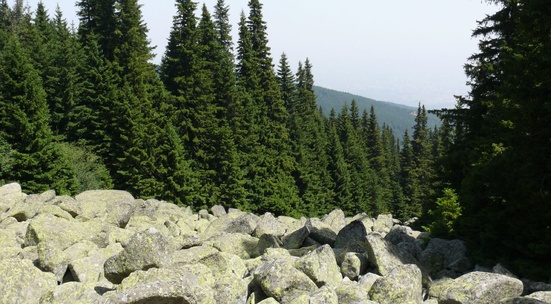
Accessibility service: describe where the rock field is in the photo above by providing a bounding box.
[1,182,550,303]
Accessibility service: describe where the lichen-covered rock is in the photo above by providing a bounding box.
[322,209,346,233]
[25,213,108,250]
[104,227,173,284]
[334,220,368,253]
[0,183,26,213]
[205,232,259,259]
[340,251,366,280]
[527,291,551,302]
[310,285,339,304]
[104,265,216,304]
[199,251,248,279]
[211,204,227,217]
[69,243,124,283]
[213,273,249,304]
[429,271,524,304]
[365,233,419,276]
[282,224,310,249]
[253,258,317,302]
[306,218,337,246]
[334,279,372,303]
[0,258,57,304]
[420,238,468,278]
[38,282,105,304]
[37,241,70,283]
[373,213,394,236]
[369,264,423,304]
[358,272,381,293]
[254,212,287,238]
[171,245,220,266]
[75,189,135,223]
[295,244,341,287]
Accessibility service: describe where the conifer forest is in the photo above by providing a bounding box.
[0,0,549,280]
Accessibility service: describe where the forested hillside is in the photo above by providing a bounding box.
[314,85,441,139]
[0,0,548,280]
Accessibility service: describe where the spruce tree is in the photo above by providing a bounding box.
[0,35,76,194]
[438,0,551,279]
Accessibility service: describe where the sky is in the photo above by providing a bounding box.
[26,0,498,109]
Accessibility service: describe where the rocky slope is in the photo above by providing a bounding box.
[1,182,550,304]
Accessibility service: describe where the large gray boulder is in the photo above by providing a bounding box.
[0,183,26,213]
[306,218,337,246]
[103,264,216,304]
[0,258,57,304]
[254,212,287,238]
[429,271,524,304]
[104,227,173,284]
[75,189,135,226]
[369,264,423,304]
[69,243,124,283]
[213,274,249,304]
[204,232,259,259]
[38,282,105,304]
[334,220,368,253]
[322,209,346,233]
[25,213,110,250]
[295,244,342,287]
[253,258,317,302]
[420,238,469,278]
[365,233,419,276]
[334,279,373,303]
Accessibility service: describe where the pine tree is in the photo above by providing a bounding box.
[439,0,551,280]
[399,129,417,219]
[326,110,352,214]
[290,58,333,216]
[0,35,76,194]
[213,0,232,53]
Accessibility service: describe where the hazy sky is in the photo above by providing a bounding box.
[26,0,498,109]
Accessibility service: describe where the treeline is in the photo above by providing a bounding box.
[0,0,446,220]
[434,0,550,280]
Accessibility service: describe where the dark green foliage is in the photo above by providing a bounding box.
[0,35,76,194]
[56,142,113,192]
[437,0,551,280]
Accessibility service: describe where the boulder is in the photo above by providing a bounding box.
[365,233,419,276]
[103,265,216,304]
[38,282,105,304]
[104,227,173,284]
[282,224,310,249]
[253,258,317,302]
[373,213,394,236]
[213,274,249,304]
[199,251,248,279]
[369,264,423,304]
[306,218,337,246]
[170,245,220,266]
[75,190,135,226]
[309,285,339,304]
[334,220,368,253]
[429,271,524,304]
[254,212,287,238]
[0,183,26,212]
[24,213,109,250]
[340,251,367,280]
[334,279,372,303]
[420,238,468,278]
[211,205,227,217]
[69,243,124,283]
[0,258,57,304]
[295,244,342,287]
[204,232,259,259]
[322,209,346,233]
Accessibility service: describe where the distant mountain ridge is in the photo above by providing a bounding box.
[314,86,441,139]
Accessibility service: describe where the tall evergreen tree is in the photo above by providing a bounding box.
[0,35,76,194]
[439,0,551,279]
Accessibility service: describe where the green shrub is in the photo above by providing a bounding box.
[423,188,462,237]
